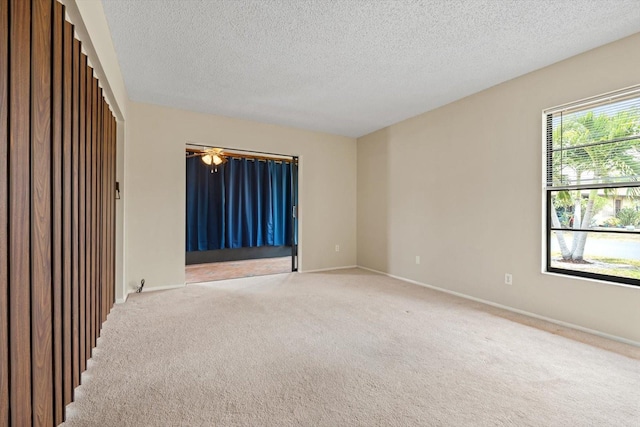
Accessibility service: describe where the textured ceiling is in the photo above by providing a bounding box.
[101,0,640,138]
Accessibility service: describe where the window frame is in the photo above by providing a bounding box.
[543,85,640,288]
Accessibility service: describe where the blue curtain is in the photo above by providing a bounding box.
[186,156,293,251]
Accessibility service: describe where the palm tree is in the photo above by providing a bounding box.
[551,110,640,261]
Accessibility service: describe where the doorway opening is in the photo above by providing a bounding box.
[185,143,298,283]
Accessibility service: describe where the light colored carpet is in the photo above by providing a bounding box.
[63,269,640,426]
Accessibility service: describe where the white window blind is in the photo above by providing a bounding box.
[546,91,640,190]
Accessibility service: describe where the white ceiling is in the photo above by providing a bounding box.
[101,0,640,138]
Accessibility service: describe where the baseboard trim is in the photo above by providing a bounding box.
[115,291,129,304]
[140,283,186,292]
[357,266,640,348]
[301,265,357,274]
[122,283,186,301]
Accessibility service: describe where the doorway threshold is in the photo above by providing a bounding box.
[185,257,291,283]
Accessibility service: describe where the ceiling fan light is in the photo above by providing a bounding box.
[202,154,213,165]
[212,155,223,165]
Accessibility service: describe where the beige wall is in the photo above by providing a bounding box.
[125,102,357,293]
[357,33,640,343]
[71,0,639,342]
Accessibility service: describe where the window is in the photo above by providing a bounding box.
[544,86,640,286]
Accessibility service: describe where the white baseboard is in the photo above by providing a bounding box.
[301,265,357,274]
[121,283,186,301]
[115,291,129,304]
[357,266,640,348]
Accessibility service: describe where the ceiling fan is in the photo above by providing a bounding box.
[187,147,228,171]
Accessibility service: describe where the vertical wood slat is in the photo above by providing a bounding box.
[103,102,109,323]
[103,107,109,321]
[105,114,109,314]
[109,114,113,310]
[112,118,114,307]
[112,119,115,306]
[98,93,104,327]
[0,0,9,423]
[95,81,100,344]
[62,18,74,408]
[71,38,81,390]
[96,95,104,326]
[91,77,98,350]
[107,106,111,315]
[108,107,112,315]
[105,102,110,318]
[109,110,112,311]
[30,0,54,425]
[31,0,54,424]
[85,63,92,363]
[106,115,111,313]
[99,96,104,323]
[112,117,116,308]
[8,0,33,425]
[78,53,87,373]
[100,102,105,325]
[111,115,113,310]
[0,0,9,424]
[87,66,92,357]
[105,113,110,312]
[95,90,100,333]
[94,88,99,334]
[51,1,64,424]
[108,116,113,311]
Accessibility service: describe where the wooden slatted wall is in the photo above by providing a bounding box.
[0,1,117,425]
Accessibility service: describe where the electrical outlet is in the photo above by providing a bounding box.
[415,255,421,265]
[504,273,513,285]
[335,245,340,252]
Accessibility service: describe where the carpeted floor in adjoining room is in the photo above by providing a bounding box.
[62,268,640,426]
